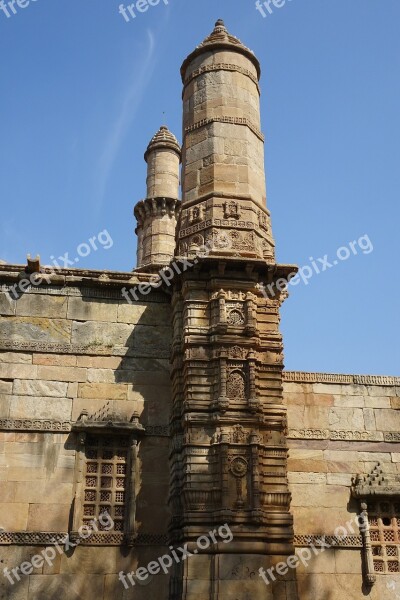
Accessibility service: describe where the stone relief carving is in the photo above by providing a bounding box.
[223,200,240,220]
[227,370,246,399]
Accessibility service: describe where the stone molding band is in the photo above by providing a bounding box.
[0,419,169,436]
[0,284,168,302]
[283,371,400,386]
[185,116,264,142]
[183,62,260,92]
[0,531,168,546]
[294,535,362,548]
[288,429,400,443]
[0,339,169,359]
[3,421,397,443]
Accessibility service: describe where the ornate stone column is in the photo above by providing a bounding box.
[169,20,299,600]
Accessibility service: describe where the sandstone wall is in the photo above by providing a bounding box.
[284,375,400,600]
[0,283,173,600]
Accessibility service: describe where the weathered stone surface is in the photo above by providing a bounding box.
[0,502,28,529]
[13,379,68,397]
[332,395,365,408]
[0,379,13,394]
[27,503,70,530]
[16,294,68,318]
[67,297,118,322]
[0,316,71,343]
[32,353,76,366]
[14,481,72,504]
[328,408,365,430]
[76,355,122,369]
[36,365,87,382]
[288,472,327,484]
[327,473,354,486]
[0,363,38,379]
[0,291,16,315]
[71,320,132,347]
[375,409,400,431]
[9,396,72,420]
[77,382,128,400]
[28,574,105,600]
[117,302,171,325]
[291,484,349,508]
[0,352,32,363]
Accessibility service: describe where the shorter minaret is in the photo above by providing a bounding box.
[134,126,181,271]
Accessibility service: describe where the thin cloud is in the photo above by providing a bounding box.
[95,29,156,208]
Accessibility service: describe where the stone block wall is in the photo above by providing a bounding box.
[284,374,400,599]
[0,282,173,600]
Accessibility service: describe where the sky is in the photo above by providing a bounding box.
[0,0,399,375]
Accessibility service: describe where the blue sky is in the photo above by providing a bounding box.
[0,0,399,375]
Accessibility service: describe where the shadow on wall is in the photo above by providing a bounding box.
[0,286,174,600]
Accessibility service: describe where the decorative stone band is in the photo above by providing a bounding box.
[0,418,71,432]
[0,531,168,546]
[284,371,400,386]
[294,535,362,549]
[179,219,256,239]
[183,62,260,92]
[0,419,169,436]
[134,197,180,226]
[185,116,264,142]
[288,429,400,443]
[0,284,168,302]
[0,339,169,359]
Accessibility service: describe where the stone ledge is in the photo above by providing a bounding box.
[294,534,362,548]
[0,531,168,546]
[0,339,169,359]
[0,418,169,435]
[284,371,400,386]
[288,429,400,443]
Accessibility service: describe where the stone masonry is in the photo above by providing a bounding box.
[0,19,399,600]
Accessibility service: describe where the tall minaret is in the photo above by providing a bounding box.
[134,125,181,271]
[177,18,274,261]
[169,21,298,600]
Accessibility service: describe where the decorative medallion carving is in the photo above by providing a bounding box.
[227,308,245,326]
[229,456,248,478]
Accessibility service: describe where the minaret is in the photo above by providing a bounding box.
[169,21,298,600]
[134,126,181,271]
[177,18,274,261]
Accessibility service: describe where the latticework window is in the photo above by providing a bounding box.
[71,407,144,546]
[227,370,246,399]
[368,501,400,574]
[82,435,130,532]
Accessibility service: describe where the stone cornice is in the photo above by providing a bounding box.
[0,531,168,546]
[294,534,362,548]
[0,418,168,435]
[283,371,400,387]
[288,429,400,443]
[185,116,264,142]
[0,339,170,358]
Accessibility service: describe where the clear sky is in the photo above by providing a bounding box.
[0,0,399,375]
